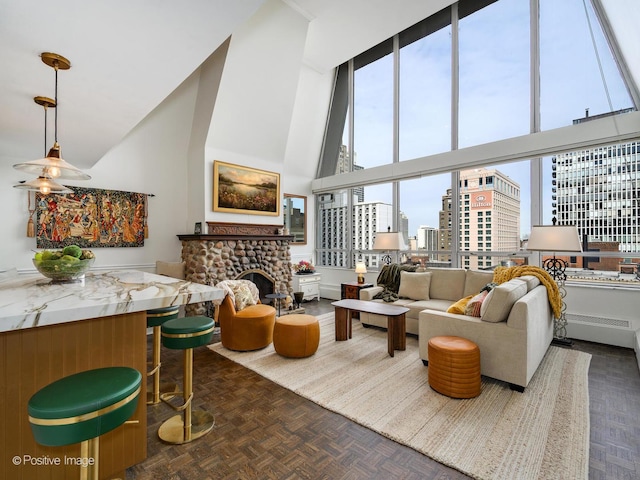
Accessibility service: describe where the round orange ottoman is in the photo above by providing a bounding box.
[427,336,481,398]
[273,314,320,358]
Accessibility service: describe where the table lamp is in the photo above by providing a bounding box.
[527,220,582,345]
[355,263,367,284]
[373,231,406,265]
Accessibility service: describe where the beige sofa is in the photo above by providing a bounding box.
[359,267,554,391]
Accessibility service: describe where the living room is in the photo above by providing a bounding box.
[1,0,639,479]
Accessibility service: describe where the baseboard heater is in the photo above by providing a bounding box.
[566,313,630,329]
[566,313,634,348]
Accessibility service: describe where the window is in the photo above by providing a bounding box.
[316,0,637,284]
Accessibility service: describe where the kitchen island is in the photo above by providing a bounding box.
[0,269,224,480]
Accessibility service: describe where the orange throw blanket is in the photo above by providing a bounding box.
[492,266,562,318]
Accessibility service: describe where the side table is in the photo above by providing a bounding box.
[341,282,373,319]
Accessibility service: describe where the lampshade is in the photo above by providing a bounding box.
[372,232,406,251]
[527,225,582,252]
[13,146,91,180]
[355,263,367,274]
[13,176,73,194]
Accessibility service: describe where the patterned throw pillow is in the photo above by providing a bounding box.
[230,283,257,311]
[447,295,473,314]
[464,290,488,317]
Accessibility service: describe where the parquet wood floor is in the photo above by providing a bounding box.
[127,299,640,479]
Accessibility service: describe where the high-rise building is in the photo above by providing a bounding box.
[553,109,639,253]
[439,168,521,269]
[417,225,439,250]
[337,145,364,202]
[438,190,453,263]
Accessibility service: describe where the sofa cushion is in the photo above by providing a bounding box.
[480,279,527,323]
[425,268,467,301]
[446,295,473,314]
[465,290,489,317]
[398,271,432,300]
[463,269,494,297]
[518,275,541,292]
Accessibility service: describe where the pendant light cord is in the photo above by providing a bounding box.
[53,60,59,144]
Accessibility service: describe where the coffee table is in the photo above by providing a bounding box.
[331,299,409,357]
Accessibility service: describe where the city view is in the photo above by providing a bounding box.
[316,0,638,284]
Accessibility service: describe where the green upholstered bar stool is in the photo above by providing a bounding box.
[28,366,142,480]
[146,305,180,405]
[159,316,215,444]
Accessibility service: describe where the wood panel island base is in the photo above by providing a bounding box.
[331,299,409,357]
[0,270,224,480]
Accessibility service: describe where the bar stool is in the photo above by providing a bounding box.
[28,366,142,480]
[146,305,180,405]
[159,315,215,444]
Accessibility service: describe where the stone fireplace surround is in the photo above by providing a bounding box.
[178,222,293,316]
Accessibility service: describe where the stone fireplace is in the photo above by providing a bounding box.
[178,222,293,316]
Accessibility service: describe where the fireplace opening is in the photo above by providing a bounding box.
[236,269,275,304]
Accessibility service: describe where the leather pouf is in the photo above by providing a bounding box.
[273,314,320,358]
[428,336,481,398]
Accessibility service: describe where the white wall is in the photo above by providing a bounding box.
[1,0,331,273]
[1,66,201,272]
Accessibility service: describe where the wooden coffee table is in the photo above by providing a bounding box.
[331,299,409,357]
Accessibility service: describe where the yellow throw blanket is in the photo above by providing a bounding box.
[492,266,562,318]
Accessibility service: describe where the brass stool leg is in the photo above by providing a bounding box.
[147,326,179,405]
[158,348,214,444]
[79,437,99,480]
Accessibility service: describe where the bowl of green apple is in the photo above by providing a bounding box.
[33,245,95,282]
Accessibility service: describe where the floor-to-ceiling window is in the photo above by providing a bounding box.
[315,0,639,283]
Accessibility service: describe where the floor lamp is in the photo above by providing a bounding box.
[373,231,405,265]
[527,222,582,346]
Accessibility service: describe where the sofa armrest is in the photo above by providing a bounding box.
[359,286,383,300]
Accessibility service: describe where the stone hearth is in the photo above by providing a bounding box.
[178,222,293,316]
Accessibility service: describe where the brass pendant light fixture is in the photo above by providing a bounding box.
[14,95,73,195]
[13,52,91,181]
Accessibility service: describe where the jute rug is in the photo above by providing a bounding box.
[209,313,591,480]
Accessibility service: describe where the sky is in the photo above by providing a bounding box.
[346,0,633,239]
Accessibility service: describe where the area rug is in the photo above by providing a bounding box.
[209,313,591,480]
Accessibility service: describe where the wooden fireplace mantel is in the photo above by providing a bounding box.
[178,222,293,241]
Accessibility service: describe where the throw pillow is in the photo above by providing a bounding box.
[480,279,528,323]
[156,261,185,279]
[447,295,473,314]
[464,290,488,317]
[230,283,257,311]
[397,271,431,300]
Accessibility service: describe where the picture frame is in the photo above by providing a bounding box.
[283,193,307,245]
[213,161,280,216]
[194,222,202,234]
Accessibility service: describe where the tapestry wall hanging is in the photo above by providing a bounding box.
[36,186,146,248]
[213,160,280,216]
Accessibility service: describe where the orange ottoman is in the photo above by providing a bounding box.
[273,314,320,358]
[428,336,481,398]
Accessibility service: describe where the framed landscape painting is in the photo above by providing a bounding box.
[213,161,280,216]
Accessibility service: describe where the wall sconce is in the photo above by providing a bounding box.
[527,220,582,345]
[13,52,91,183]
[355,263,367,284]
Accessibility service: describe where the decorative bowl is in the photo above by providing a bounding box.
[33,257,95,282]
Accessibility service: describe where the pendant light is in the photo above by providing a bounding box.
[13,52,91,181]
[14,96,73,195]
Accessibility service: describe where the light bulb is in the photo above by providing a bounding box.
[40,185,51,194]
[46,165,61,178]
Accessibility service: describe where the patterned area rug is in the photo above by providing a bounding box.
[209,313,591,480]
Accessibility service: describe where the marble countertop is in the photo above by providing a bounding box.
[0,270,224,333]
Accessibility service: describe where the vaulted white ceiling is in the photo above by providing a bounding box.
[1,0,637,172]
